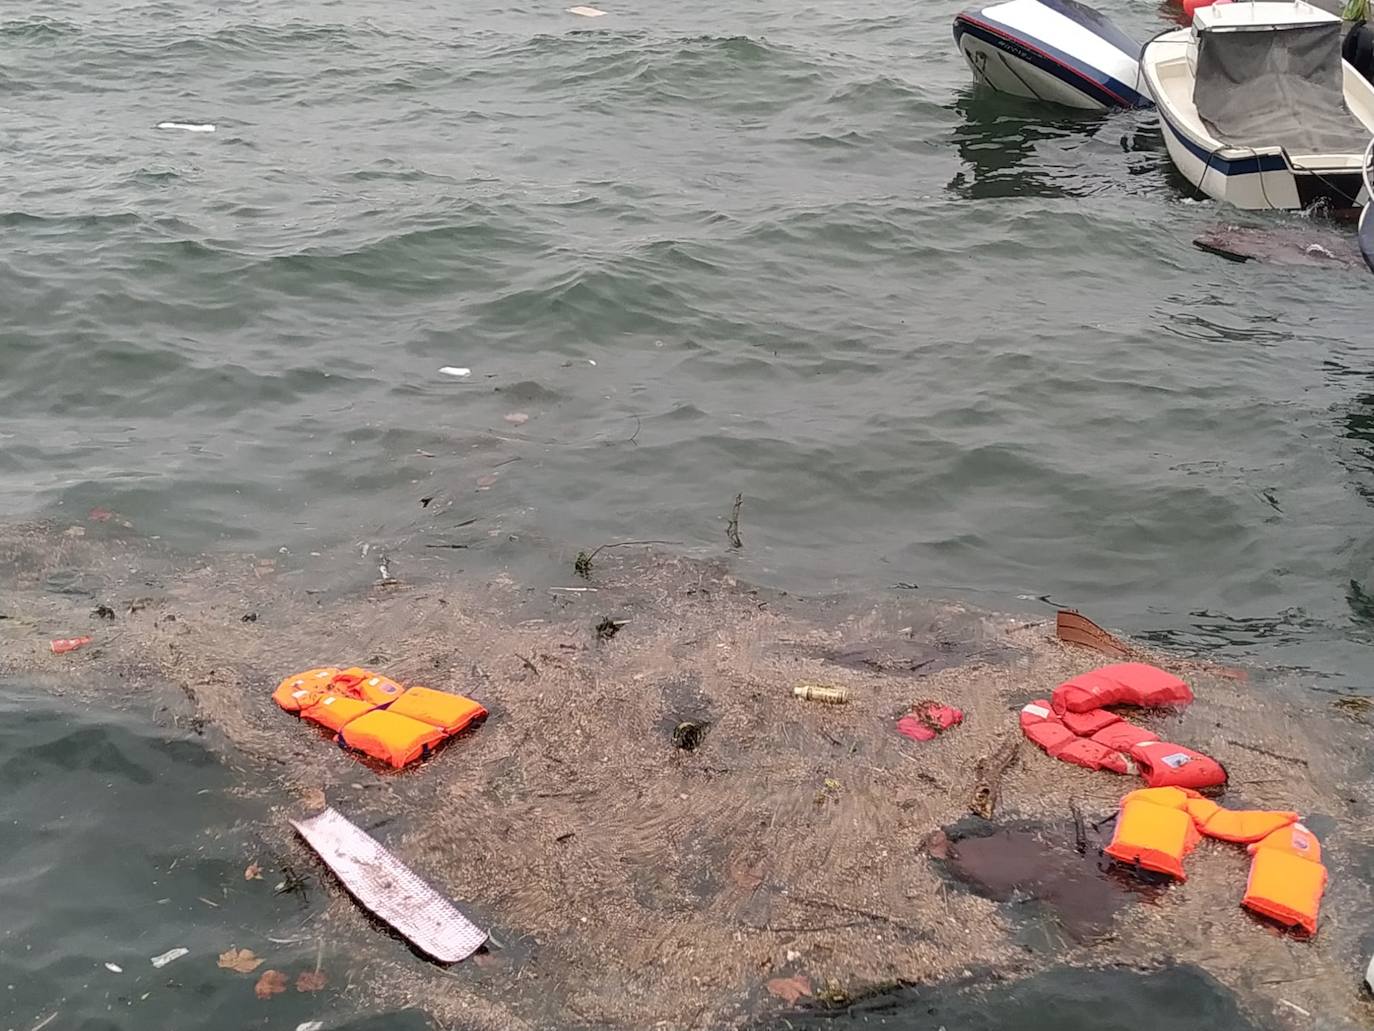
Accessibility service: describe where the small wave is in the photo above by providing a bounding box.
[0,16,80,42]
[0,210,144,230]
[481,31,833,113]
[86,19,379,62]
[466,237,739,341]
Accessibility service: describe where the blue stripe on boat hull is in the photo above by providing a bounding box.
[953,15,1152,110]
[1153,104,1290,176]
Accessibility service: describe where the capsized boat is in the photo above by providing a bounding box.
[953,0,1153,111]
[1140,0,1374,211]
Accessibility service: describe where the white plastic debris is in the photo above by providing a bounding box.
[1366,952,1374,993]
[296,1023,326,1031]
[438,366,471,378]
[567,5,606,14]
[156,122,216,133]
[104,962,123,973]
[291,807,487,963]
[150,947,188,969]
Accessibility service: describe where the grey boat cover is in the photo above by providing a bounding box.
[1193,19,1369,153]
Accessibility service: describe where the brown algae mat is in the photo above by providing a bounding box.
[1,520,1372,1031]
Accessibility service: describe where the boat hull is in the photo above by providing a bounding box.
[1154,105,1366,210]
[953,0,1153,112]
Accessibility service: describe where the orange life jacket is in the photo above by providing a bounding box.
[273,667,342,712]
[302,694,378,733]
[1104,787,1201,879]
[330,668,405,706]
[1101,788,1325,936]
[385,685,487,735]
[275,668,486,770]
[1242,823,1326,936]
[1186,798,1298,843]
[339,709,448,770]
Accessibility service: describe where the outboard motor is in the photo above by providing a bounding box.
[953,0,1153,111]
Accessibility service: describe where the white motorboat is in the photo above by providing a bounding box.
[953,0,1153,111]
[1140,0,1374,211]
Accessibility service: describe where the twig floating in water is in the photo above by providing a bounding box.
[1225,739,1309,766]
[574,539,684,578]
[726,493,743,549]
[788,893,927,936]
[970,735,1020,820]
[1070,799,1087,855]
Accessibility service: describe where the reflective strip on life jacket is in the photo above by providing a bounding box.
[386,686,488,735]
[1105,795,1201,880]
[1129,740,1227,790]
[339,709,447,770]
[1052,663,1193,715]
[273,667,342,713]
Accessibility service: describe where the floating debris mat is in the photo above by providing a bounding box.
[292,807,488,963]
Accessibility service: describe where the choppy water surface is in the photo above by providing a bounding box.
[1,0,1372,1027]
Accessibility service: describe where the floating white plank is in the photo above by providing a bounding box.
[291,807,487,963]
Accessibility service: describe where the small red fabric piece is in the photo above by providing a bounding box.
[1060,708,1121,737]
[896,702,963,742]
[1052,663,1193,714]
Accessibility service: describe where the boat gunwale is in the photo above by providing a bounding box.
[1141,25,1374,169]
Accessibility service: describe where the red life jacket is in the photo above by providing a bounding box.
[1052,662,1193,714]
[1019,663,1226,790]
[1019,701,1134,774]
[1129,740,1227,790]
